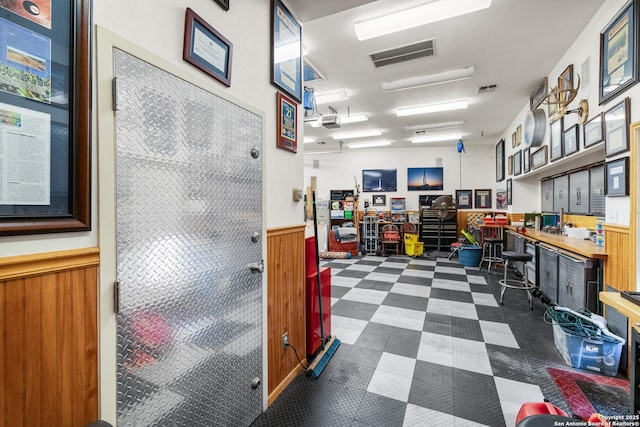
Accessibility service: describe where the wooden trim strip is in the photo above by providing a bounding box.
[0,248,100,281]
[267,224,306,237]
[603,224,630,234]
[267,361,305,405]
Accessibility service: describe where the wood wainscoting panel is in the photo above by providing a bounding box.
[0,248,99,426]
[603,225,631,291]
[266,225,306,403]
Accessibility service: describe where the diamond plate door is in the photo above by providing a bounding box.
[113,49,263,426]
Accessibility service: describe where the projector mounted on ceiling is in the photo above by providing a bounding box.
[321,115,341,128]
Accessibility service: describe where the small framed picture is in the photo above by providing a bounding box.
[213,0,229,10]
[563,124,579,157]
[506,179,513,205]
[183,8,233,87]
[558,64,574,104]
[550,118,563,161]
[523,147,530,173]
[516,124,522,146]
[373,195,386,206]
[604,97,630,157]
[583,113,604,148]
[605,157,629,196]
[276,91,297,153]
[513,150,522,176]
[475,189,492,209]
[511,131,517,148]
[456,190,473,209]
[530,77,548,110]
[508,155,513,175]
[496,138,505,182]
[531,146,548,170]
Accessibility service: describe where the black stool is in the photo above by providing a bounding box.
[499,251,535,309]
[480,237,503,272]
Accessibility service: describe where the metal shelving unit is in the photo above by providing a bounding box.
[362,216,379,255]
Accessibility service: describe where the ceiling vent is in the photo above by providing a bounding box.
[303,59,325,83]
[477,84,497,94]
[369,39,435,68]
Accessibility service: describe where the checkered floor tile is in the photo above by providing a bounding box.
[252,254,582,427]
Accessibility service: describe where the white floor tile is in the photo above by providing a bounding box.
[331,276,362,288]
[435,266,467,275]
[342,288,388,305]
[331,297,339,306]
[452,338,492,375]
[400,269,434,279]
[494,377,544,427]
[367,370,413,402]
[362,255,387,262]
[370,305,426,331]
[479,320,519,348]
[328,258,359,265]
[379,261,409,269]
[467,275,488,285]
[417,332,454,367]
[471,292,499,307]
[345,263,378,272]
[408,259,437,267]
[431,279,471,292]
[403,405,491,427]
[331,315,368,345]
[427,299,478,320]
[376,352,416,378]
[364,272,401,283]
[390,282,431,298]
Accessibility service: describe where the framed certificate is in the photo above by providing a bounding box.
[271,0,302,103]
[599,0,639,104]
[604,97,630,157]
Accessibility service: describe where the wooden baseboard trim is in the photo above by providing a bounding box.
[267,359,306,406]
[0,247,100,281]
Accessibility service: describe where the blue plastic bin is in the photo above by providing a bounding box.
[458,246,482,267]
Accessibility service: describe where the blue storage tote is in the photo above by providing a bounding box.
[552,322,623,376]
[458,245,482,267]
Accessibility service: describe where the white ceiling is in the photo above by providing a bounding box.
[288,0,606,153]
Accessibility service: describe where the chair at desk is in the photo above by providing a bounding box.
[380,224,401,256]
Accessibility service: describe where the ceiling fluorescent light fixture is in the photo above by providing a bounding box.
[412,133,462,144]
[383,66,474,92]
[348,141,391,149]
[339,114,368,124]
[405,121,464,132]
[354,0,492,41]
[396,100,468,117]
[303,136,316,143]
[314,91,348,105]
[332,129,382,140]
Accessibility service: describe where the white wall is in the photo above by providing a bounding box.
[304,144,494,211]
[2,0,305,260]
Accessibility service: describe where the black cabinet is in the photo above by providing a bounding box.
[420,208,457,249]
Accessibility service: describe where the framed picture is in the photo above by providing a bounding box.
[475,189,492,209]
[531,146,548,170]
[0,0,91,235]
[513,150,522,176]
[583,113,605,148]
[511,131,517,148]
[550,118,564,161]
[563,124,579,157]
[456,190,473,209]
[530,77,548,110]
[523,147,531,173]
[276,91,297,152]
[558,64,574,104]
[407,167,443,191]
[495,139,505,182]
[373,195,386,206]
[604,97,630,157]
[599,0,639,105]
[496,191,507,210]
[508,155,513,175]
[213,0,230,10]
[605,157,629,196]
[506,179,513,205]
[271,0,303,103]
[516,124,522,146]
[183,8,233,87]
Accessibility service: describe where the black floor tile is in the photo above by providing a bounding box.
[372,266,403,275]
[409,361,454,414]
[336,269,371,279]
[353,392,407,427]
[429,287,474,304]
[381,292,429,312]
[331,300,378,321]
[383,328,422,359]
[352,260,383,266]
[354,331,388,352]
[396,274,432,286]
[450,317,484,341]
[346,345,383,369]
[405,263,435,271]
[433,272,469,282]
[354,279,394,292]
[332,286,351,299]
[453,369,505,426]
[328,361,376,391]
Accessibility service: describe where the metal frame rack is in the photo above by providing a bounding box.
[362,216,379,255]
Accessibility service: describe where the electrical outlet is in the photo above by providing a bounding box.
[282,332,289,349]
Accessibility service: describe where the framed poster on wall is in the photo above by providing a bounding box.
[495,138,505,182]
[0,0,91,235]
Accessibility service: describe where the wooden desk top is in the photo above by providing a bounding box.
[503,226,607,259]
[600,292,640,321]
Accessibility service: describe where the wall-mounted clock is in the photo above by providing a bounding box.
[523,108,546,147]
